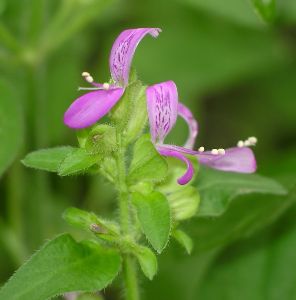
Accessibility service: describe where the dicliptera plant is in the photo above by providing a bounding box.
[0,28,260,300]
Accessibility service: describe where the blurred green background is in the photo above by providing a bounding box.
[0,0,296,299]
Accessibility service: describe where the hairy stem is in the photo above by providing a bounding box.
[116,132,140,300]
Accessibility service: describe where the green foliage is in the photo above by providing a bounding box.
[124,81,148,144]
[134,246,158,280]
[196,167,287,217]
[131,191,171,253]
[22,147,100,176]
[0,234,121,300]
[167,186,200,220]
[0,79,22,177]
[63,207,119,235]
[58,148,100,176]
[196,190,296,300]
[173,229,193,254]
[21,146,74,172]
[85,124,117,154]
[251,0,276,22]
[128,135,168,184]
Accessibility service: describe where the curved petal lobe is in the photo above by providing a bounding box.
[178,102,198,149]
[157,145,194,185]
[64,88,124,129]
[168,145,256,173]
[110,28,161,86]
[147,81,178,143]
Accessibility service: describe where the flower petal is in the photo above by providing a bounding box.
[110,28,161,86]
[178,102,198,149]
[167,145,257,173]
[64,88,124,129]
[157,145,194,185]
[196,147,257,173]
[146,81,178,143]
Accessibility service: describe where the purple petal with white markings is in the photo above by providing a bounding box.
[110,28,161,86]
[64,88,124,129]
[178,102,198,149]
[166,145,257,173]
[146,81,178,143]
[157,145,194,185]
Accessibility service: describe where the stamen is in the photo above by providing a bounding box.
[211,149,219,155]
[237,140,244,148]
[82,71,90,77]
[248,136,257,145]
[244,140,251,147]
[78,87,100,91]
[198,146,205,152]
[103,83,110,90]
[86,75,94,83]
[218,148,225,155]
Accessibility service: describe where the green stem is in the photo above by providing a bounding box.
[115,132,140,300]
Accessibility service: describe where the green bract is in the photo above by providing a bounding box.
[131,191,171,253]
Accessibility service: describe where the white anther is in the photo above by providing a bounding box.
[237,140,244,148]
[86,76,94,83]
[218,148,225,155]
[248,136,257,145]
[198,146,205,152]
[103,83,110,90]
[211,149,219,155]
[244,140,251,147]
[82,71,90,77]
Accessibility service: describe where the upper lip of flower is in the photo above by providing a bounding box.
[146,81,257,185]
[63,28,161,129]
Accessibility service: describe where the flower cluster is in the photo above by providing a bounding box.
[64,27,257,185]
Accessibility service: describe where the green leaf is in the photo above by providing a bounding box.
[166,186,200,221]
[85,124,117,154]
[0,79,22,176]
[187,186,296,254]
[63,207,120,235]
[21,147,74,172]
[173,229,193,254]
[196,190,296,300]
[124,81,148,144]
[0,234,121,300]
[251,0,276,22]
[196,167,287,217]
[128,135,168,184]
[134,246,158,280]
[58,148,100,176]
[131,191,171,253]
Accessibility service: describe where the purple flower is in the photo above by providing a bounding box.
[64,28,161,129]
[146,81,257,185]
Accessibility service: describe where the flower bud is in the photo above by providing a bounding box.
[85,124,117,154]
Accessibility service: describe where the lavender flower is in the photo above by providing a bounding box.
[64,28,161,129]
[146,81,257,185]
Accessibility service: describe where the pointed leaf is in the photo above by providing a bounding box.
[22,147,74,172]
[0,234,121,300]
[128,135,168,184]
[173,229,193,254]
[196,167,287,217]
[251,0,276,23]
[134,246,158,280]
[131,191,171,253]
[58,148,100,176]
